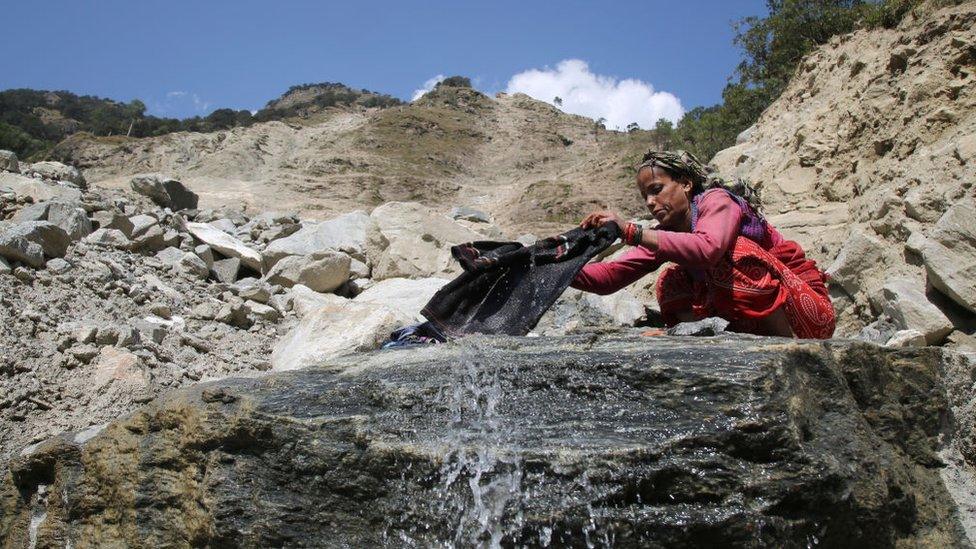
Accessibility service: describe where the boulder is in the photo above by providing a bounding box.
[130,224,167,252]
[885,329,927,348]
[155,247,184,266]
[263,211,387,269]
[879,278,953,345]
[0,150,18,173]
[449,206,490,223]
[264,251,350,293]
[209,218,238,234]
[211,258,241,284]
[91,210,134,236]
[826,228,888,296]
[244,300,279,322]
[3,336,967,547]
[47,202,92,240]
[83,228,131,250]
[26,161,85,187]
[370,202,483,280]
[536,288,645,335]
[186,222,263,273]
[128,214,158,238]
[353,277,449,321]
[271,300,411,371]
[0,172,82,203]
[130,173,199,211]
[918,203,976,314]
[0,221,70,267]
[11,202,50,222]
[289,284,347,318]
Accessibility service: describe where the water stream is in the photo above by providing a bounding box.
[434,338,526,548]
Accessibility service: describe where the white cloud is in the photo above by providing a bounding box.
[505,59,684,130]
[411,74,446,101]
[153,90,211,116]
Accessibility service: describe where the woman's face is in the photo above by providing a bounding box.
[637,166,694,231]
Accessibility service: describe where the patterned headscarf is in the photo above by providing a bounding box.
[636,150,708,188]
[637,149,763,212]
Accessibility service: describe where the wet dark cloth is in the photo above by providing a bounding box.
[420,224,621,337]
[382,321,447,349]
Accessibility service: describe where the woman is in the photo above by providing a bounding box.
[572,150,835,338]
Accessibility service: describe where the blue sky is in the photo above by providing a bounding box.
[0,1,767,126]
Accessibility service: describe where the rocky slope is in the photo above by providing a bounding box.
[713,1,976,339]
[53,87,652,238]
[0,158,646,465]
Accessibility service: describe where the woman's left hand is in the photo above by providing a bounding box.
[580,210,626,230]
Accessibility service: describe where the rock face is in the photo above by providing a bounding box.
[0,336,969,547]
[711,2,976,335]
[130,173,199,211]
[262,210,387,270]
[370,201,484,280]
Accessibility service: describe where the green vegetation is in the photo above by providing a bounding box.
[670,0,959,160]
[0,83,402,160]
[435,76,473,89]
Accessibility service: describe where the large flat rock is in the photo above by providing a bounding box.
[0,335,969,547]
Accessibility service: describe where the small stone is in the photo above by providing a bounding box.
[245,300,280,321]
[190,301,220,320]
[91,210,135,236]
[149,304,172,319]
[155,247,184,266]
[130,317,169,344]
[215,302,250,328]
[13,267,33,283]
[238,284,271,304]
[128,214,158,239]
[211,257,241,284]
[46,258,71,274]
[885,329,927,348]
[667,317,730,336]
[194,244,214,268]
[0,256,10,275]
[68,344,99,364]
[71,326,98,344]
[179,252,210,279]
[83,228,131,249]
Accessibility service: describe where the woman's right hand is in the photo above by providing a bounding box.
[580,210,625,230]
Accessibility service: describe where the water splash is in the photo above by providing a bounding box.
[434,338,526,548]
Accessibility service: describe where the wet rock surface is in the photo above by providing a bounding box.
[1,335,969,547]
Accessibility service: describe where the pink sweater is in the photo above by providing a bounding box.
[571,190,785,295]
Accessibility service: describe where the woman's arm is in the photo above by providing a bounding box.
[571,245,662,295]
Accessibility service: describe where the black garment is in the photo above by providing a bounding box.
[421,223,621,337]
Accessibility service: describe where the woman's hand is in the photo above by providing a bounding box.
[580,210,626,230]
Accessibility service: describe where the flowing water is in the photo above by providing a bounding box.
[434,338,526,548]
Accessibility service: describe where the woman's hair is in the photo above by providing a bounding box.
[637,149,763,211]
[636,150,707,195]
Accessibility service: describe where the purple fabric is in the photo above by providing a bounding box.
[691,189,769,246]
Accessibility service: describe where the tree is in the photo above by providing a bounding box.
[626,122,640,133]
[436,76,472,89]
[553,96,563,107]
[593,117,606,142]
[653,118,674,149]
